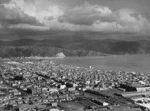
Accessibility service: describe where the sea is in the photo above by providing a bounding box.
[55,54,150,74]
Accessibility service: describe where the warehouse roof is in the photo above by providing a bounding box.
[116,91,150,97]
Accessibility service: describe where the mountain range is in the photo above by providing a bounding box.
[0,38,150,57]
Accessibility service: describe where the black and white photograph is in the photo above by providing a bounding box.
[0,0,150,111]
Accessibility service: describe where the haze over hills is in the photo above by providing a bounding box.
[0,38,150,57]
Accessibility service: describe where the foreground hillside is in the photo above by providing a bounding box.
[0,39,150,57]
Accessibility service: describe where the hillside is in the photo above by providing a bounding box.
[0,46,106,57]
[0,39,150,57]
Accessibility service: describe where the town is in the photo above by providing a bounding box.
[0,57,150,111]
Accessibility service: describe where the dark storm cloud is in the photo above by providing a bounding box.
[59,2,115,25]
[1,0,150,32]
[0,0,150,40]
[0,5,42,27]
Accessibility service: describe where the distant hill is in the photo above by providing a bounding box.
[0,39,150,57]
[0,46,106,57]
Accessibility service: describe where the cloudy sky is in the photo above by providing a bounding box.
[0,0,150,40]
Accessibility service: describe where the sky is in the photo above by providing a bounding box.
[0,0,150,40]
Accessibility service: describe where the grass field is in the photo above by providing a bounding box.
[55,54,150,74]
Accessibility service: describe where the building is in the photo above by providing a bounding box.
[19,104,46,111]
[68,87,76,92]
[50,109,60,111]
[120,84,136,92]
[115,91,150,98]
[93,99,109,106]
[51,102,58,107]
[55,53,66,58]
[31,87,42,95]
[120,83,150,92]
[60,85,66,89]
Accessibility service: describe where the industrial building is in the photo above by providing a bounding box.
[92,99,109,106]
[120,83,150,92]
[115,91,150,98]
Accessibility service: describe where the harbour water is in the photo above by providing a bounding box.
[55,54,150,74]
